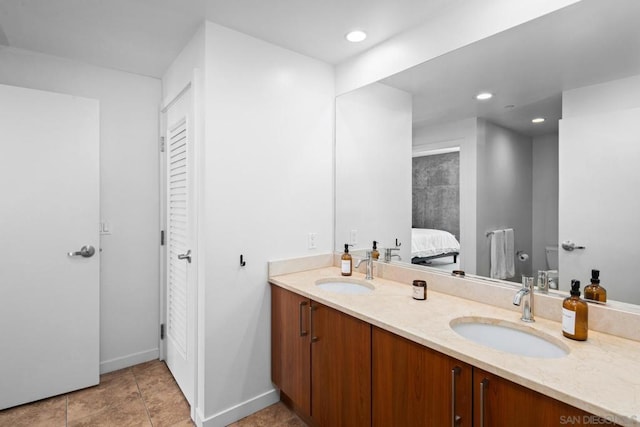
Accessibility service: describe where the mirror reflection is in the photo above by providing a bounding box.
[335,0,640,305]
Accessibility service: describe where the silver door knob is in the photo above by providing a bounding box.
[561,240,586,251]
[177,250,192,263]
[68,245,96,258]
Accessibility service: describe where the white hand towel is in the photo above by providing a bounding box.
[490,230,507,279]
[504,228,515,279]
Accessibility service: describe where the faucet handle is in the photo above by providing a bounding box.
[521,275,534,289]
[383,247,401,263]
[537,270,549,294]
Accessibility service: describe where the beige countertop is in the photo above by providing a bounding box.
[269,266,640,426]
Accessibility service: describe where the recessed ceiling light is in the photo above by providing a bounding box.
[345,30,367,43]
[476,92,493,100]
[532,117,545,123]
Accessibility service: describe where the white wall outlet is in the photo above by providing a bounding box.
[308,232,318,249]
[350,229,358,245]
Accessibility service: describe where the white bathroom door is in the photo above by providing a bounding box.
[0,84,100,409]
[559,107,640,303]
[162,87,196,407]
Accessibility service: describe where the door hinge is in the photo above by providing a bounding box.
[160,136,165,153]
[160,323,165,340]
[160,230,165,246]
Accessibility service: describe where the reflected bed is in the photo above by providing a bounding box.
[411,228,460,264]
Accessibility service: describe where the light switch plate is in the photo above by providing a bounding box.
[100,221,112,235]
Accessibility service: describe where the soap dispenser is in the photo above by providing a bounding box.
[341,244,353,276]
[584,269,607,304]
[371,241,380,260]
[562,280,588,341]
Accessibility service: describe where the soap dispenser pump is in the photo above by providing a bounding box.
[341,244,353,276]
[584,269,607,304]
[562,280,588,341]
[371,241,380,260]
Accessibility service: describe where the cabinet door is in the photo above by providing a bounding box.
[372,327,472,427]
[271,285,311,415]
[311,301,371,427]
[473,368,618,427]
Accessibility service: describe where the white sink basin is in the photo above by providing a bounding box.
[315,278,374,295]
[450,317,569,358]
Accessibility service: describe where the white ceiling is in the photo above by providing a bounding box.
[4,0,638,138]
[380,0,640,137]
[0,0,451,78]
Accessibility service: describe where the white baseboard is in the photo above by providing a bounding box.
[99,348,159,374]
[198,388,279,427]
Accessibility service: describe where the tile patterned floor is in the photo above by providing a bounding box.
[228,403,306,427]
[0,360,192,427]
[0,359,304,427]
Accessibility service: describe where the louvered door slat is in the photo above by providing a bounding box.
[167,118,189,357]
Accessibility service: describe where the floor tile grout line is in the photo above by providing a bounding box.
[132,366,155,426]
[0,361,198,427]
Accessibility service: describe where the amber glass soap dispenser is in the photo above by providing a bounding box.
[584,269,607,304]
[371,241,380,260]
[341,244,352,276]
[562,280,588,341]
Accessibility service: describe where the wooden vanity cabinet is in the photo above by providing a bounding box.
[372,327,472,427]
[473,368,619,427]
[271,285,371,427]
[273,284,616,426]
[310,301,371,427]
[271,285,311,417]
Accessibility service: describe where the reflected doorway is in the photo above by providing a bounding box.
[411,148,461,272]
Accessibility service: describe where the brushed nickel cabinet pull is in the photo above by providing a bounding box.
[451,366,462,426]
[480,378,489,427]
[310,304,318,343]
[299,301,308,336]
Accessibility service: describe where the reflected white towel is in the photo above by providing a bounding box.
[490,228,516,280]
[490,230,507,279]
[504,228,515,279]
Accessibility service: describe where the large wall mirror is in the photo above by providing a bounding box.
[335,0,640,306]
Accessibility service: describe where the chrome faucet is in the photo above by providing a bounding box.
[513,276,535,322]
[537,270,549,294]
[383,247,401,263]
[354,250,374,280]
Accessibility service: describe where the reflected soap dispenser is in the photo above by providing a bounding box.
[341,244,353,276]
[584,269,607,304]
[371,241,380,260]
[562,280,588,341]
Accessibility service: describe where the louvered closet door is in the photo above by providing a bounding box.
[169,118,188,354]
[164,88,195,407]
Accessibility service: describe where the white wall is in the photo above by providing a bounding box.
[563,74,640,118]
[197,22,334,426]
[0,46,162,372]
[532,133,559,273]
[476,120,532,281]
[413,118,478,273]
[559,75,640,304]
[335,0,580,94]
[335,83,413,261]
[162,26,205,104]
